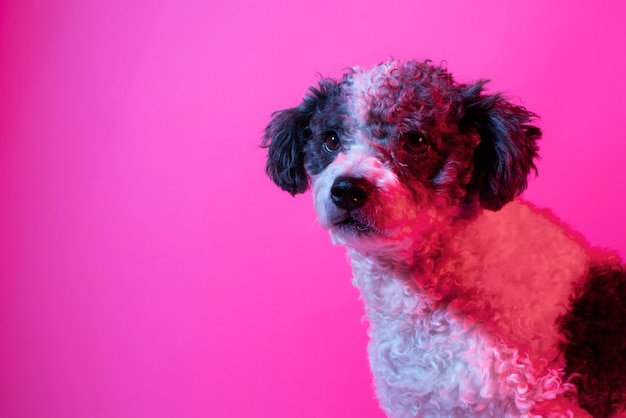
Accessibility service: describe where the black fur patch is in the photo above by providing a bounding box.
[558,262,626,418]
[262,78,343,195]
[303,82,350,176]
[459,81,541,211]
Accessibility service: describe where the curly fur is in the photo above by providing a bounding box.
[558,262,626,417]
[262,59,626,417]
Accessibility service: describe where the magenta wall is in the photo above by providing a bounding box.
[1,1,625,417]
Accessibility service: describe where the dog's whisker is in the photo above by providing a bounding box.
[308,217,320,234]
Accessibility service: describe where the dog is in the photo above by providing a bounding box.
[262,59,626,417]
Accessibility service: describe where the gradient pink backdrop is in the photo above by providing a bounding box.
[1,1,625,417]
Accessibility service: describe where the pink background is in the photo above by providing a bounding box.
[1,1,625,417]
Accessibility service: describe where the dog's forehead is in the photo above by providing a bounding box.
[343,61,403,123]
[339,60,453,134]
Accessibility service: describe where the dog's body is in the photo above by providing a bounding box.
[262,60,626,417]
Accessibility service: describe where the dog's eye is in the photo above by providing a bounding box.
[323,131,341,153]
[402,132,429,156]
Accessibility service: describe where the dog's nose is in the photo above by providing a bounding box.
[330,176,373,211]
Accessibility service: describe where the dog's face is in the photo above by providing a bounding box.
[263,60,540,254]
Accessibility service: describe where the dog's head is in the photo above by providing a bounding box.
[263,60,540,253]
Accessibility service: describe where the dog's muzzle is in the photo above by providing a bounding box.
[330,176,373,211]
[328,176,376,234]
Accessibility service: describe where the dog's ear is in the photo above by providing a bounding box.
[459,81,541,211]
[262,106,312,195]
[262,83,329,195]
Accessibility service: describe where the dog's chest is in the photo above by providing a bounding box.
[351,263,513,414]
[346,201,590,413]
[352,201,588,354]
[352,260,497,381]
